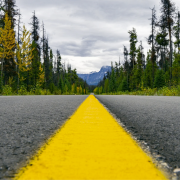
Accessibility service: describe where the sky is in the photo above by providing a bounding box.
[16,0,180,74]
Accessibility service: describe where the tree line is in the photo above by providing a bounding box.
[0,0,89,95]
[94,0,180,94]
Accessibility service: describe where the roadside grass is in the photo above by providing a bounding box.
[2,85,180,96]
[99,85,180,96]
[1,85,89,96]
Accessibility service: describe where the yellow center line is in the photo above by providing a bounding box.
[15,95,168,180]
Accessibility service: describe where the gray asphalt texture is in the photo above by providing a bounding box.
[96,95,180,172]
[0,95,88,179]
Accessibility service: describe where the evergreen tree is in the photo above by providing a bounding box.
[156,31,169,70]
[128,28,138,70]
[173,11,180,53]
[44,37,50,89]
[123,45,129,89]
[49,49,53,84]
[104,78,109,93]
[72,69,78,83]
[117,66,124,89]
[148,7,157,83]
[109,67,116,92]
[159,0,175,79]
[56,49,61,86]
[133,45,144,89]
[0,2,5,28]
[129,66,137,90]
[0,13,15,85]
[172,53,180,85]
[4,0,18,28]
[143,52,154,88]
[67,63,72,84]
[119,77,128,92]
[154,69,165,88]
[30,11,41,87]
[30,11,40,45]
[59,74,64,93]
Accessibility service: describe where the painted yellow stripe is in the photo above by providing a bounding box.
[15,95,167,180]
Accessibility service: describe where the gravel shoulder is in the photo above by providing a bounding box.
[0,95,88,179]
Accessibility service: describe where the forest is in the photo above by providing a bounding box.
[1,0,180,96]
[0,0,89,95]
[94,0,180,96]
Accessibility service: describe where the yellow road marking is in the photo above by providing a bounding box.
[15,95,167,180]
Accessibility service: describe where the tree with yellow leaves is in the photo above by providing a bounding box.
[38,63,45,86]
[16,25,34,88]
[0,13,15,89]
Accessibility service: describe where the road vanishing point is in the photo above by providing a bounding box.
[0,95,180,179]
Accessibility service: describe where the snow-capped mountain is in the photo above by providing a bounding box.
[78,66,111,85]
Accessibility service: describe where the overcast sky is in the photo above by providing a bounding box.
[16,0,180,74]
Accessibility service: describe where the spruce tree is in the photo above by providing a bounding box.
[119,77,128,92]
[72,69,78,83]
[0,2,5,28]
[104,78,109,93]
[128,28,138,70]
[30,11,40,45]
[56,49,61,86]
[134,45,144,89]
[154,69,165,88]
[49,49,53,85]
[159,0,175,79]
[109,67,116,92]
[30,11,40,87]
[44,37,50,89]
[173,11,180,53]
[123,45,129,89]
[156,31,168,70]
[4,0,18,28]
[148,7,157,83]
[143,52,154,88]
[172,53,180,85]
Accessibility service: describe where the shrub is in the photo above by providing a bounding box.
[2,85,13,95]
[18,85,28,95]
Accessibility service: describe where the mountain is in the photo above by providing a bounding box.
[78,66,111,85]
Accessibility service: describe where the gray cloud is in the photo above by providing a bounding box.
[16,0,180,73]
[103,48,119,53]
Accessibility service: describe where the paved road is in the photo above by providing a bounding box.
[96,95,180,173]
[16,95,167,180]
[0,95,88,179]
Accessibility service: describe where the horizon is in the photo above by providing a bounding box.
[78,65,111,75]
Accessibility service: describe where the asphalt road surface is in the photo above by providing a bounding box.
[0,95,88,179]
[96,95,180,174]
[1,95,180,179]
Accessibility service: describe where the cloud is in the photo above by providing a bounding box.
[16,0,180,73]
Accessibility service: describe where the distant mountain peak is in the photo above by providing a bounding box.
[90,71,97,74]
[101,65,110,69]
[78,66,111,85]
